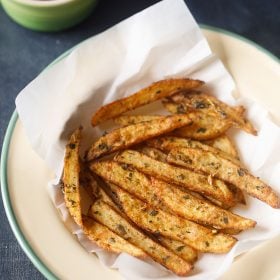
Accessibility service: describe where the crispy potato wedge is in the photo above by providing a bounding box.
[163,101,232,140]
[90,160,162,207]
[115,150,235,206]
[86,114,194,161]
[107,184,237,253]
[138,145,237,208]
[157,237,198,264]
[91,78,204,126]
[90,160,254,230]
[83,217,147,258]
[150,177,255,231]
[114,115,162,126]
[167,148,280,208]
[169,92,257,135]
[90,200,193,276]
[62,128,83,226]
[204,134,239,159]
[146,136,240,165]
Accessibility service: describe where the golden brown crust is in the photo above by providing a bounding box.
[114,150,235,206]
[86,114,194,161]
[162,100,232,140]
[91,78,204,126]
[167,148,280,208]
[83,217,147,258]
[107,184,237,253]
[146,136,240,165]
[168,92,257,135]
[90,200,193,276]
[62,128,83,226]
[90,160,254,231]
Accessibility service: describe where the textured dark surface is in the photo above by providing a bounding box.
[0,0,279,279]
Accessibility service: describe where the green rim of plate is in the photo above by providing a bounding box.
[1,25,279,280]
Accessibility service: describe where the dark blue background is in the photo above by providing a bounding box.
[0,0,279,279]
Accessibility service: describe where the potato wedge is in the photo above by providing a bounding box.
[90,160,162,207]
[62,127,83,226]
[204,134,239,159]
[115,150,235,206]
[150,177,255,231]
[86,114,194,161]
[169,92,257,135]
[167,148,280,208]
[138,145,238,208]
[107,184,237,253]
[90,160,254,230]
[83,217,147,258]
[157,237,198,264]
[163,100,232,140]
[91,78,204,126]
[90,200,193,276]
[146,136,240,165]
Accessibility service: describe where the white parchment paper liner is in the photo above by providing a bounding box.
[15,0,280,279]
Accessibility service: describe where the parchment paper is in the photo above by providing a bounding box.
[15,0,280,279]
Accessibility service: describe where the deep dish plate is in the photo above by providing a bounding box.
[1,26,280,280]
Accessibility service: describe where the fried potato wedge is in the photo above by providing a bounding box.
[204,134,239,159]
[114,115,162,126]
[158,237,198,264]
[163,101,232,140]
[91,78,204,126]
[90,200,193,276]
[90,160,253,230]
[146,136,240,165]
[83,217,147,258]
[62,127,83,226]
[107,184,237,253]
[115,150,235,206]
[167,148,280,208]
[90,160,162,207]
[138,145,237,208]
[145,136,246,204]
[86,114,194,161]
[169,92,257,135]
[150,177,255,231]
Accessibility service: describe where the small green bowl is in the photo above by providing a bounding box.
[1,0,98,32]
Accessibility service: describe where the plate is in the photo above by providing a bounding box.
[1,26,280,280]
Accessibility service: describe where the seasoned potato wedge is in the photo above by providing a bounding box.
[204,134,239,159]
[157,236,198,264]
[169,92,257,135]
[146,136,240,165]
[83,217,147,258]
[163,101,232,140]
[62,128,83,226]
[167,148,280,208]
[90,200,193,276]
[138,145,240,208]
[90,160,254,230]
[115,150,235,206]
[150,177,255,230]
[86,114,194,161]
[107,184,237,253]
[91,78,204,126]
[90,160,162,207]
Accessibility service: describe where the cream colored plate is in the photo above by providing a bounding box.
[3,28,280,280]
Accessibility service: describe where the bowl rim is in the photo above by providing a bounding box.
[10,0,79,7]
